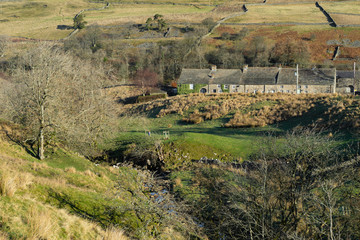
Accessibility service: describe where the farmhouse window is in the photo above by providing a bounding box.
[224,85,229,89]
[213,89,217,93]
[232,85,236,89]
[189,84,194,90]
[217,84,221,88]
[280,85,284,88]
[305,85,308,88]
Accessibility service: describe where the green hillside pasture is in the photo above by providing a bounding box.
[225,3,327,24]
[84,4,214,24]
[0,0,104,39]
[117,113,279,160]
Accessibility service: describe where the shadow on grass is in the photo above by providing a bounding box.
[47,188,122,228]
[3,129,38,159]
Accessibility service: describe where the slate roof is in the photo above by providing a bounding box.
[336,71,360,79]
[178,67,340,86]
[240,67,279,85]
[177,69,241,85]
[278,68,335,85]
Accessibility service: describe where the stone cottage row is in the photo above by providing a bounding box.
[177,65,358,94]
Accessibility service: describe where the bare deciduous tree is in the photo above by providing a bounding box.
[8,43,115,159]
[133,68,160,95]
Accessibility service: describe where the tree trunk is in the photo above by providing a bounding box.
[38,104,45,160]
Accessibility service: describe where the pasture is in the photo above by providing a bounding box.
[0,0,104,39]
[321,1,360,25]
[0,0,214,39]
[225,3,327,24]
[84,4,214,24]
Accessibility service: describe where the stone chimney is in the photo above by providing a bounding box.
[211,65,217,71]
[243,65,248,73]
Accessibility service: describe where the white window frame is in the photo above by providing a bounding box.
[189,84,194,90]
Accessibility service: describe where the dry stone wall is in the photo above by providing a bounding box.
[315,2,337,27]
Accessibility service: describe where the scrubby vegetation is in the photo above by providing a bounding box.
[170,129,360,239]
[124,93,360,131]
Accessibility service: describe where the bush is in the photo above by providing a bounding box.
[73,14,87,29]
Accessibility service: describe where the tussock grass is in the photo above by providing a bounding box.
[0,163,32,197]
[0,172,17,197]
[0,232,8,240]
[104,227,129,240]
[83,169,96,177]
[65,166,77,173]
[26,207,57,240]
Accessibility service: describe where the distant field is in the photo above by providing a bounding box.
[321,1,360,25]
[0,0,214,39]
[321,1,360,14]
[332,14,360,25]
[225,4,327,24]
[102,0,264,5]
[0,0,103,39]
[85,4,214,25]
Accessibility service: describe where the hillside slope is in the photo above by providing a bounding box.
[0,122,200,239]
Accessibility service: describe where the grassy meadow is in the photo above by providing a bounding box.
[321,1,360,15]
[225,3,327,24]
[84,4,214,24]
[0,0,105,39]
[0,0,215,39]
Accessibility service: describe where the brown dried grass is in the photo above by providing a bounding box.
[83,169,96,178]
[0,172,17,197]
[104,226,129,240]
[0,232,8,240]
[26,207,57,240]
[65,167,77,174]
